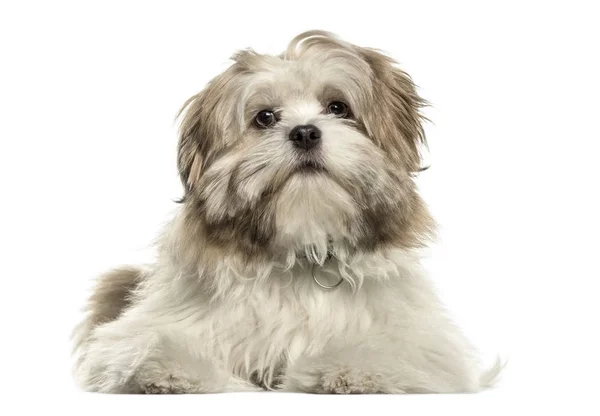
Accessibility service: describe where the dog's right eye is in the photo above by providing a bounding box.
[255,110,277,128]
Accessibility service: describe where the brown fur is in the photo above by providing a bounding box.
[169,31,436,262]
[84,267,142,331]
[177,64,248,194]
[359,47,428,173]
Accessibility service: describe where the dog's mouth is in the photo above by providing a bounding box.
[294,152,326,173]
[298,159,326,172]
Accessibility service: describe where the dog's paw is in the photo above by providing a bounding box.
[319,368,383,394]
[133,362,206,394]
[285,367,386,394]
[140,376,199,394]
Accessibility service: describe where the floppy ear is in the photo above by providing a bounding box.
[358,47,427,172]
[177,91,208,195]
[177,72,233,198]
[177,59,250,198]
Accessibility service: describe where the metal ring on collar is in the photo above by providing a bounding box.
[311,263,344,290]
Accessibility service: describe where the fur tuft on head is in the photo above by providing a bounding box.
[174,30,434,272]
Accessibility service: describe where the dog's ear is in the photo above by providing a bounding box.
[177,72,234,198]
[177,59,251,199]
[177,90,210,196]
[358,47,427,172]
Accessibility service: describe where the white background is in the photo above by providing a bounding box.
[1,0,599,414]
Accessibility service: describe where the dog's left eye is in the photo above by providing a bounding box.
[327,101,350,118]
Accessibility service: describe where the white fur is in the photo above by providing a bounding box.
[73,31,501,394]
[74,219,495,393]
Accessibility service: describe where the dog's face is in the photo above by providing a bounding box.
[178,31,434,262]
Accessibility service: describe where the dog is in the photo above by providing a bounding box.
[73,30,500,394]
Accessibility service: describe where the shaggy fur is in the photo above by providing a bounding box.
[72,30,500,394]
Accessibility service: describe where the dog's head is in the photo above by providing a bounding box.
[177,31,434,263]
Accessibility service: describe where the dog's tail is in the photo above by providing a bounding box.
[72,266,145,352]
[479,355,507,389]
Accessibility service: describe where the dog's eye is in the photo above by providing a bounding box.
[255,110,277,128]
[327,101,350,118]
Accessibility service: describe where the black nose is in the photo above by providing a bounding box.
[289,125,322,150]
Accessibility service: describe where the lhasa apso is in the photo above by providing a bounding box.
[73,30,500,394]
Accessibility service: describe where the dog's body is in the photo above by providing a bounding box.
[73,31,499,394]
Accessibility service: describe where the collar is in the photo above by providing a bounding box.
[309,253,343,290]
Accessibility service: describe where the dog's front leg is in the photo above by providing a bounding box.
[75,315,259,394]
[283,328,483,394]
[282,339,401,394]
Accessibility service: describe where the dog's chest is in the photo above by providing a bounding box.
[205,274,378,384]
